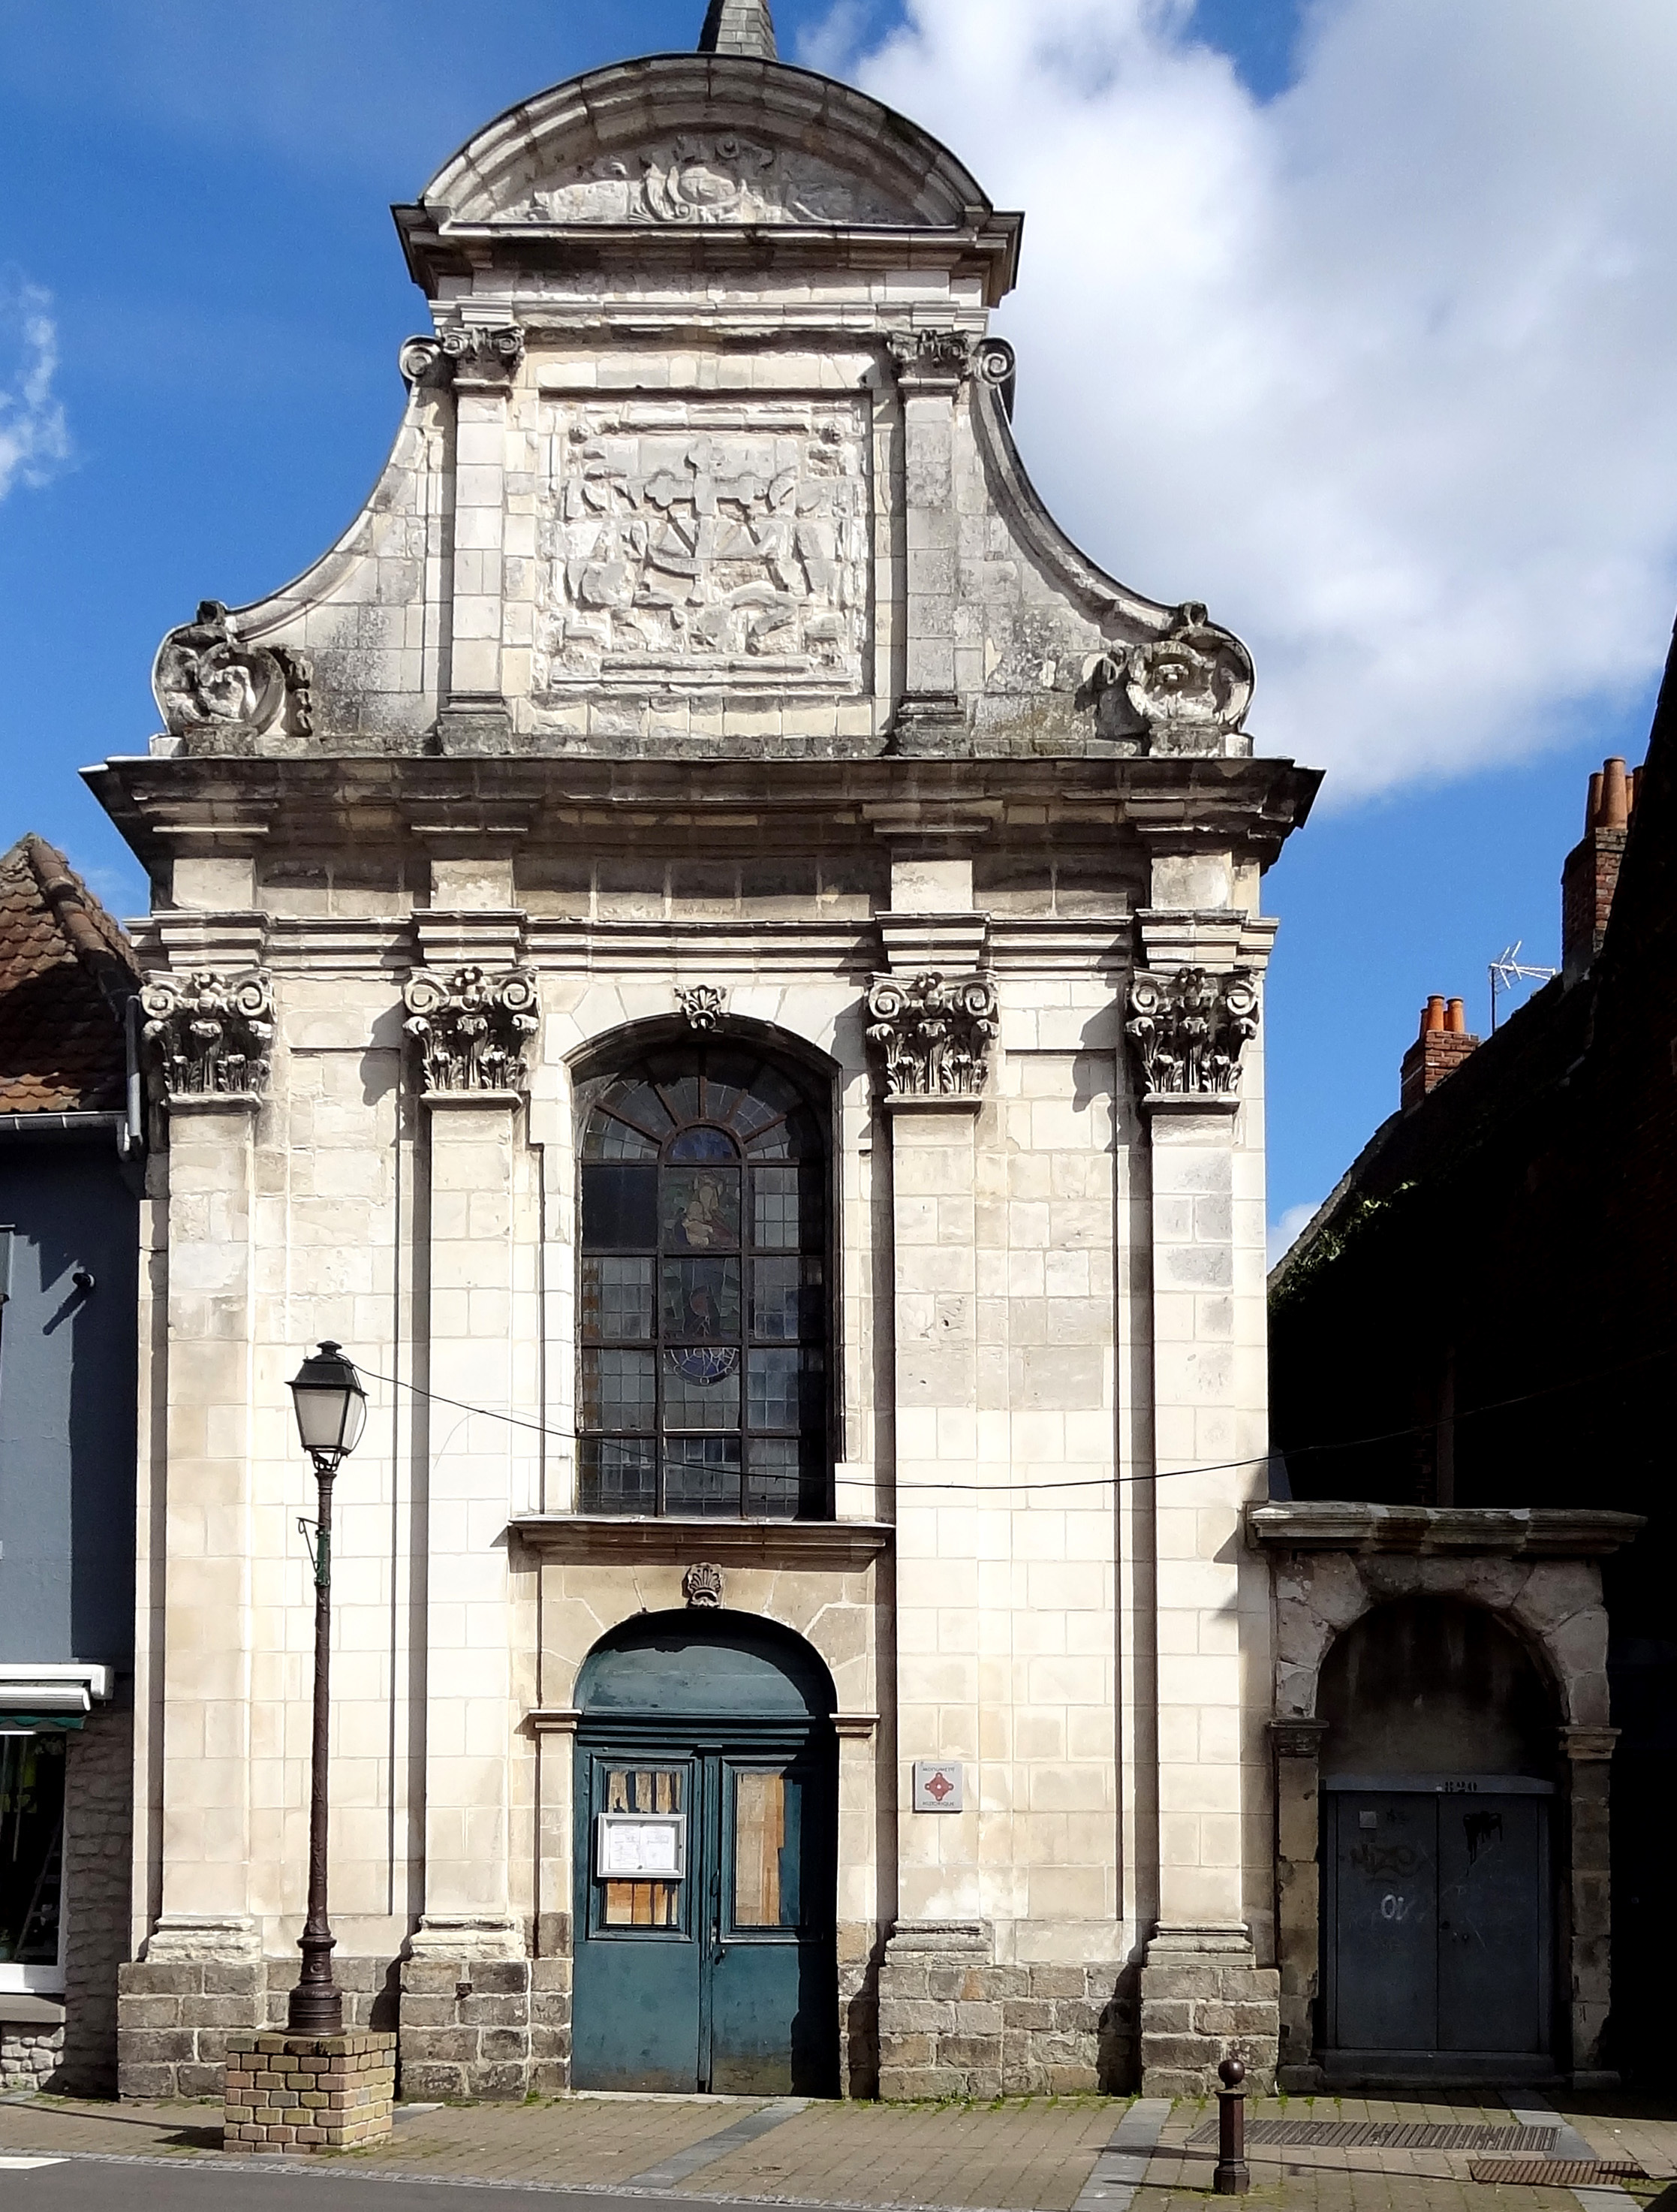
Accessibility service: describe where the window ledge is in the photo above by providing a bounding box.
[0,1664,114,1716]
[0,1989,66,2020]
[507,1514,893,1570]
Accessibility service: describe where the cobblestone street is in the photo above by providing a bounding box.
[3,2091,1676,2210]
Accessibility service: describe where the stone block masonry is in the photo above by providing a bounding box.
[1138,1929,1278,2097]
[877,1922,1137,2099]
[118,1954,397,2100]
[223,2032,395,2154]
[1,2023,65,2090]
[399,1954,572,2100]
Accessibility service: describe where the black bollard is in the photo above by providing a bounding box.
[1213,2054,1249,2195]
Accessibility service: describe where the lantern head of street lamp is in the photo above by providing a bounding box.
[288,1340,368,1471]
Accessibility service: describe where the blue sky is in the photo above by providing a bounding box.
[1,0,1670,1242]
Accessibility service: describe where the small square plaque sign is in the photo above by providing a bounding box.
[912,1760,964,1813]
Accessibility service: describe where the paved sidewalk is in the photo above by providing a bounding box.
[2,2087,1675,2209]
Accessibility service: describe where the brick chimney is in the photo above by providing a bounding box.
[1561,755,1639,982]
[1401,994,1479,1111]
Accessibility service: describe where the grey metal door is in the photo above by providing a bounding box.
[1438,1796,1546,2054]
[1326,1789,1549,2057]
[1329,1794,1438,2051]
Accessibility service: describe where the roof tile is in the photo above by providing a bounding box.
[0,835,140,1115]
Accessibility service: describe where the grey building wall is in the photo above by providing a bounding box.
[0,1141,137,1665]
[0,1137,138,2096]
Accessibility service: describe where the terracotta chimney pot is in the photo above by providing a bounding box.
[1564,755,1636,981]
[1402,994,1480,1110]
[1600,756,1629,830]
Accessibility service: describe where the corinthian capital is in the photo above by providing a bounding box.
[1126,966,1259,1101]
[865,970,999,1104]
[140,969,275,1104]
[402,966,540,1095]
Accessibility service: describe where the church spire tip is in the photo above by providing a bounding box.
[698,0,778,62]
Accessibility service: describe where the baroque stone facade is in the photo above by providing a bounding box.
[101,3,1321,2103]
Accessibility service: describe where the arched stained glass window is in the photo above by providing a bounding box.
[577,1045,829,1520]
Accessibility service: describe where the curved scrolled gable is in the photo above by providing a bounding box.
[414,55,993,234]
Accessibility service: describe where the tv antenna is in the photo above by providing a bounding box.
[1489,942,1557,1032]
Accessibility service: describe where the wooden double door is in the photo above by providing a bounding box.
[571,1721,838,2094]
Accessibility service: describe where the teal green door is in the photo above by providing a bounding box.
[571,1616,838,2094]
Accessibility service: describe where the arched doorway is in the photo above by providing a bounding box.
[571,1611,838,2095]
[1319,1597,1558,2076]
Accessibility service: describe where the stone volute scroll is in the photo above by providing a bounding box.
[866,970,1001,1108]
[1125,966,1259,1107]
[152,601,313,745]
[402,966,540,1098]
[140,969,276,1106]
[398,336,445,390]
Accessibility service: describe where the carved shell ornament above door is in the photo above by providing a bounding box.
[682,1563,725,1608]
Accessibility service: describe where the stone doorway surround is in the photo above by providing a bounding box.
[1247,1502,1643,2090]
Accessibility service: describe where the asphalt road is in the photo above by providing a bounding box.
[0,2159,722,2211]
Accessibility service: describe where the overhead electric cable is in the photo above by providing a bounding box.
[350,1340,1675,1496]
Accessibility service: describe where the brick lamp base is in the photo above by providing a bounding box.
[223,2031,395,2153]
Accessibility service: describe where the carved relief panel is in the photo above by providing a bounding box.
[535,398,872,691]
[506,136,910,228]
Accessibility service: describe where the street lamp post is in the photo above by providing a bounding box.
[285,1341,367,2037]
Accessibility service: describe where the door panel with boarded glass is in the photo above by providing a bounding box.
[710,1761,833,2094]
[571,1757,701,2092]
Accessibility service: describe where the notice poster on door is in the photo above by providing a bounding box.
[598,1811,687,1879]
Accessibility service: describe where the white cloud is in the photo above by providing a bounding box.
[819,0,1677,797]
[0,280,69,500]
[1268,1199,1320,1271]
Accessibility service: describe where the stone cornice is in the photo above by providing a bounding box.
[127,913,1134,983]
[89,755,1322,876]
[508,1514,893,1570]
[402,219,1023,308]
[1246,1502,1645,1558]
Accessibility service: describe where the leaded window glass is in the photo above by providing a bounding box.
[578,1047,828,1519]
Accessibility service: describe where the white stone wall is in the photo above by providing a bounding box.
[124,897,1282,2017]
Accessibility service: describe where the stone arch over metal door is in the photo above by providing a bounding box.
[572,1609,838,2095]
[1248,1501,1639,2090]
[1317,1596,1558,2078]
